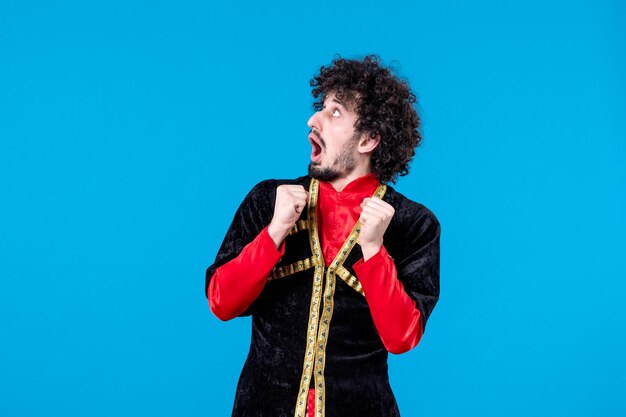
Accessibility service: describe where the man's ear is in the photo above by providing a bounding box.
[358,131,381,154]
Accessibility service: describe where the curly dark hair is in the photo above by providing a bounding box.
[310,54,422,184]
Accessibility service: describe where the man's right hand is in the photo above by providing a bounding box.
[267,185,308,249]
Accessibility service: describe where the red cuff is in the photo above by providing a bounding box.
[258,224,287,259]
[208,225,285,320]
[353,245,424,354]
[353,244,389,268]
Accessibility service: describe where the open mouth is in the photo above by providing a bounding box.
[309,134,323,163]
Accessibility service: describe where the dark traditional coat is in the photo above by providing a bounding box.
[205,175,440,417]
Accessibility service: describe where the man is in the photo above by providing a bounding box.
[205,55,440,417]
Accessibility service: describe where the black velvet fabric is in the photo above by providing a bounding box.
[205,175,440,417]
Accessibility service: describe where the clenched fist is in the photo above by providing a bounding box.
[358,197,395,260]
[268,185,309,249]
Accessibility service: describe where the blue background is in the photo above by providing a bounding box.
[1,1,624,416]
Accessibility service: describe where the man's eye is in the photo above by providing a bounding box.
[331,109,340,118]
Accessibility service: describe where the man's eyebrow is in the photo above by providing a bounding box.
[332,98,350,111]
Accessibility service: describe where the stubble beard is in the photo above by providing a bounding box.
[308,131,361,182]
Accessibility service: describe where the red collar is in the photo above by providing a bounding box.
[318,173,379,195]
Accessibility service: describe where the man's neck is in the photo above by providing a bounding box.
[328,167,373,193]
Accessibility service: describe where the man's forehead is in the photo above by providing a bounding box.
[325,90,359,112]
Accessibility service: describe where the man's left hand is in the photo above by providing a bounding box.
[358,197,395,260]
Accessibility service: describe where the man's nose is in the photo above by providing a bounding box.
[307,112,320,131]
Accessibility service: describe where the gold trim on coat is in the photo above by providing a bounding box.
[335,266,364,296]
[289,219,312,235]
[269,257,315,281]
[294,178,387,417]
[294,178,325,417]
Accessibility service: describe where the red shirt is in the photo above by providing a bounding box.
[207,174,424,354]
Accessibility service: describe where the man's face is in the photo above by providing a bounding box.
[307,91,362,182]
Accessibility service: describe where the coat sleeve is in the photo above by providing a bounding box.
[204,180,277,318]
[392,205,441,333]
